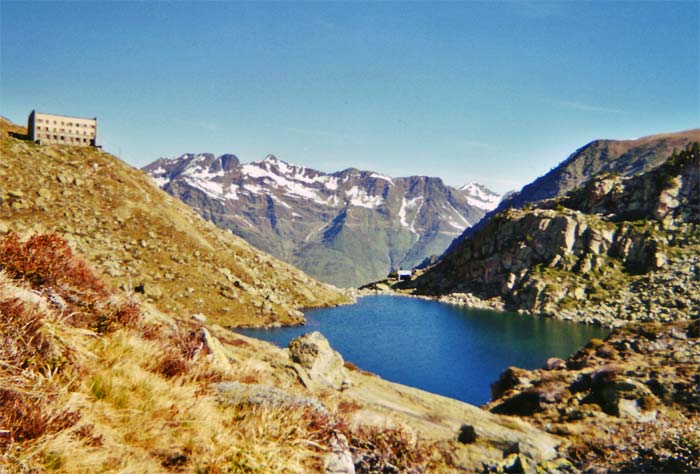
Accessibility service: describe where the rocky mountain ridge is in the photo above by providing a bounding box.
[408,142,699,327]
[143,153,500,287]
[496,129,698,214]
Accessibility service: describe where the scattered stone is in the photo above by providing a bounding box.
[545,358,566,370]
[200,328,234,370]
[191,313,207,323]
[617,398,657,422]
[324,434,355,474]
[288,332,350,390]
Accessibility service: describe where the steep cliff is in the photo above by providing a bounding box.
[412,143,700,326]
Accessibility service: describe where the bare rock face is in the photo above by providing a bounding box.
[289,332,349,390]
[412,142,700,327]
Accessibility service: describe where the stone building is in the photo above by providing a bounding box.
[28,110,97,146]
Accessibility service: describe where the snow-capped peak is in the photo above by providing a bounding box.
[457,182,502,211]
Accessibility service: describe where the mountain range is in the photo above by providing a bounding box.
[143,154,500,287]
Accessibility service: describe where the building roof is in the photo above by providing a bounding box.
[32,110,97,121]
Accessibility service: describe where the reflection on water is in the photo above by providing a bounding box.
[237,295,609,405]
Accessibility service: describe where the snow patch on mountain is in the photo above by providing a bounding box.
[458,182,502,211]
[346,186,383,208]
[369,173,394,184]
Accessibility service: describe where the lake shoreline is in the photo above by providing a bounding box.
[355,285,629,329]
[238,294,609,406]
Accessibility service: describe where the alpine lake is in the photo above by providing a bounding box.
[237,295,609,406]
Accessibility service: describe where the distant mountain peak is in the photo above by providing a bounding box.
[143,153,500,287]
[457,182,502,211]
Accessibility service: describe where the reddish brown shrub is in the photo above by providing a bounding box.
[337,399,362,414]
[0,233,140,334]
[351,425,433,472]
[0,298,54,371]
[0,233,105,295]
[156,329,203,378]
[0,389,80,445]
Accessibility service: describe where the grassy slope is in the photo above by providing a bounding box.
[0,119,349,327]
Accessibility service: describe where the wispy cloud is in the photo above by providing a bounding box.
[556,100,623,114]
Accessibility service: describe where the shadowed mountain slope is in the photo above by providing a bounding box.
[408,141,700,327]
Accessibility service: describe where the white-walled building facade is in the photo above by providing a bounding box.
[28,110,97,147]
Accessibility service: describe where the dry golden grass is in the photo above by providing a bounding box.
[0,233,449,473]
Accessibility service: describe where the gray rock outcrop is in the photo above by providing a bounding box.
[289,332,350,390]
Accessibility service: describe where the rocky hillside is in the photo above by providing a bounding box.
[496,129,698,213]
[143,154,500,287]
[0,118,349,327]
[409,142,700,327]
[485,319,699,473]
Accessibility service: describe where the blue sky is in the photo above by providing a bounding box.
[2,1,698,193]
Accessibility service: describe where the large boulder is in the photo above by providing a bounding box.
[289,332,350,390]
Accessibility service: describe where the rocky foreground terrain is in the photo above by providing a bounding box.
[486,319,699,473]
[143,153,500,287]
[408,141,700,327]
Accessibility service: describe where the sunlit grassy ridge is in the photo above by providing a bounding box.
[0,118,350,328]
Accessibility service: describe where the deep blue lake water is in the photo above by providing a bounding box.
[237,295,609,406]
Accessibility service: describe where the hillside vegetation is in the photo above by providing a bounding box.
[0,232,425,472]
[0,119,349,327]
